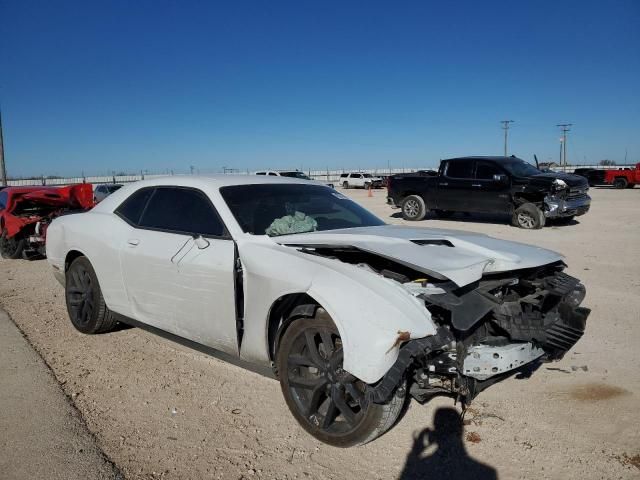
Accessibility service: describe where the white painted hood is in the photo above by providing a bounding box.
[273,225,563,287]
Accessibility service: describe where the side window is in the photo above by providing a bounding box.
[268,172,278,176]
[139,187,225,237]
[340,174,347,178]
[255,172,266,175]
[476,161,503,180]
[0,191,8,210]
[445,160,474,179]
[115,188,154,225]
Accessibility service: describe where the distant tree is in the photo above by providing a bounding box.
[599,159,616,166]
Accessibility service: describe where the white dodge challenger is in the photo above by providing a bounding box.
[46,175,589,447]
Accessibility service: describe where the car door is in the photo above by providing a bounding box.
[436,160,475,211]
[472,161,512,213]
[117,186,239,354]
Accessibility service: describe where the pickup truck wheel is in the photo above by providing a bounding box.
[342,181,349,189]
[401,195,427,221]
[276,309,405,447]
[512,203,545,229]
[0,230,25,259]
[613,177,628,189]
[65,256,117,334]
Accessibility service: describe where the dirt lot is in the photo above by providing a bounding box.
[1,186,639,479]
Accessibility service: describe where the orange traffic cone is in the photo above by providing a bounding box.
[368,185,373,197]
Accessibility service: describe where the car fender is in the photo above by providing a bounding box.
[238,238,437,384]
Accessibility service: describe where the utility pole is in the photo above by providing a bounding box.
[0,108,7,186]
[557,123,572,166]
[500,120,514,157]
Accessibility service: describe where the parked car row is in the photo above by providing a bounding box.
[387,156,591,229]
[42,174,589,447]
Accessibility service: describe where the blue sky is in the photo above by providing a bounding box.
[1,1,639,177]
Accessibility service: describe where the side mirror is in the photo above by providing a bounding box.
[193,235,210,249]
[493,174,508,183]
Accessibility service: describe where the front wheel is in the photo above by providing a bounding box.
[276,308,405,447]
[342,181,349,189]
[401,195,427,221]
[512,203,545,229]
[0,230,25,259]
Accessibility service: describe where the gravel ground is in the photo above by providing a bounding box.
[0,186,639,479]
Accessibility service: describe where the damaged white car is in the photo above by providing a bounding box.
[46,176,589,447]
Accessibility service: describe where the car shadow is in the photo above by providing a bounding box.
[390,211,581,228]
[398,407,497,480]
[390,211,511,226]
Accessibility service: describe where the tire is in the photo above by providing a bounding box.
[401,195,427,221]
[512,203,545,229]
[613,177,628,189]
[433,210,454,219]
[0,230,25,259]
[65,256,117,334]
[342,181,349,189]
[276,308,405,447]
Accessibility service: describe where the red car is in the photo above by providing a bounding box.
[0,184,94,259]
[604,163,640,189]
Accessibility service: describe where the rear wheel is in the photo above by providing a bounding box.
[0,230,25,259]
[401,195,427,221]
[276,309,405,447]
[512,203,545,229]
[342,181,349,189]
[613,177,628,189]
[65,256,117,334]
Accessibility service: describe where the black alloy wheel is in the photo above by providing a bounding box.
[277,308,404,447]
[65,256,117,334]
[0,230,25,259]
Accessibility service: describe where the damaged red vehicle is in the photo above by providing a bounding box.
[0,184,94,259]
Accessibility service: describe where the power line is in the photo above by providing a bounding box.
[500,120,514,156]
[0,108,6,186]
[557,123,572,166]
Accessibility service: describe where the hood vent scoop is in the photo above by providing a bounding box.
[412,239,454,247]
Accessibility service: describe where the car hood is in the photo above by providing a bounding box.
[272,225,563,287]
[526,172,588,188]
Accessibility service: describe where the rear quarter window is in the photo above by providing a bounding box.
[115,187,154,225]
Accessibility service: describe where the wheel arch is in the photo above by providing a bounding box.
[64,249,87,272]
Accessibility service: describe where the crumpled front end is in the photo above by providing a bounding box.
[366,261,589,405]
[544,182,591,218]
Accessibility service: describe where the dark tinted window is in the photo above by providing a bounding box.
[220,184,385,236]
[0,191,8,210]
[115,188,154,225]
[445,160,474,178]
[476,161,502,180]
[502,159,541,177]
[139,187,225,236]
[255,172,266,175]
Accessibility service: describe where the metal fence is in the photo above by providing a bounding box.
[6,163,636,187]
[5,167,437,187]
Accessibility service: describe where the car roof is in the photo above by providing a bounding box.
[443,156,524,163]
[112,174,320,189]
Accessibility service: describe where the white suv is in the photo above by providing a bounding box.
[339,172,383,189]
[253,170,334,188]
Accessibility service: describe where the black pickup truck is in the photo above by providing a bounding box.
[387,156,591,229]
